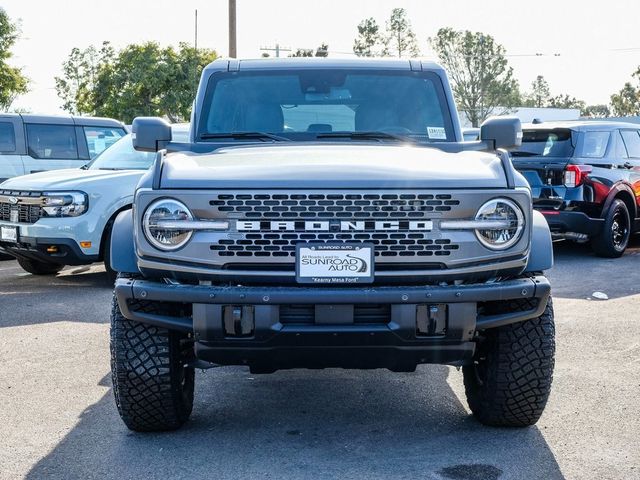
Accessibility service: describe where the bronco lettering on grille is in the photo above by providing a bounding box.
[236,220,433,232]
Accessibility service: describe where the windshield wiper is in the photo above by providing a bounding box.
[316,131,416,143]
[200,132,292,142]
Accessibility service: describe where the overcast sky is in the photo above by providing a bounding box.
[5,0,640,114]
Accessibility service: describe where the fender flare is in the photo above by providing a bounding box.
[602,182,637,220]
[110,209,139,274]
[525,210,554,272]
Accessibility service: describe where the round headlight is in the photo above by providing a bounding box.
[474,198,525,250]
[143,199,193,251]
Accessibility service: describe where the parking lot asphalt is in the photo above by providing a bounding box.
[1,238,639,480]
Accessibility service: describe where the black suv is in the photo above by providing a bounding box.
[511,121,640,257]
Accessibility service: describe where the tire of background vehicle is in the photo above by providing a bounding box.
[591,199,631,258]
[110,288,195,432]
[0,252,14,261]
[16,257,63,275]
[463,297,555,427]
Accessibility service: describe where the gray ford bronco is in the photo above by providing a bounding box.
[109,58,555,432]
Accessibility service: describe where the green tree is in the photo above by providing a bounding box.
[290,48,313,57]
[610,80,640,117]
[0,8,28,110]
[353,17,381,57]
[583,104,610,118]
[429,28,520,126]
[55,42,114,115]
[56,42,216,123]
[383,8,419,58]
[547,94,586,111]
[524,75,551,108]
[290,44,329,57]
[315,43,329,57]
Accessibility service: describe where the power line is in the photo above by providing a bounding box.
[260,44,292,58]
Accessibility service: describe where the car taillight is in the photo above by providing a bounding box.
[563,164,592,187]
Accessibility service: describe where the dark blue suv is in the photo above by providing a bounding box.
[511,121,640,257]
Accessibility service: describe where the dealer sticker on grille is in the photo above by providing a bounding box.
[296,243,374,284]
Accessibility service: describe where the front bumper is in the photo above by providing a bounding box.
[115,275,551,371]
[0,216,102,265]
[0,235,98,265]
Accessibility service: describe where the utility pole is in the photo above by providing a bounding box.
[478,34,485,127]
[260,44,291,58]
[228,0,237,58]
[194,9,199,94]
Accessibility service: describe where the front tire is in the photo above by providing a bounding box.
[110,291,195,432]
[591,199,631,258]
[463,298,555,427]
[16,257,63,275]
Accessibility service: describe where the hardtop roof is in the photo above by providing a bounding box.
[0,113,124,128]
[203,57,445,74]
[522,120,640,131]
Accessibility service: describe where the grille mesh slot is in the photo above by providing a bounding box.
[280,304,391,324]
[209,193,460,219]
[210,233,459,257]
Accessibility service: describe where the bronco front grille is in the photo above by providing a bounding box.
[205,191,463,259]
[210,193,460,219]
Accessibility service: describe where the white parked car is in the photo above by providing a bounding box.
[0,124,189,278]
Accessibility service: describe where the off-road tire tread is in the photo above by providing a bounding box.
[110,291,194,432]
[463,297,555,427]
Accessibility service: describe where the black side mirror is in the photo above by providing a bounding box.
[480,116,522,150]
[132,117,172,152]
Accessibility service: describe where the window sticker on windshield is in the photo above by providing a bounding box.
[427,126,446,140]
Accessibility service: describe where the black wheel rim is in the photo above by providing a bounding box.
[611,208,629,249]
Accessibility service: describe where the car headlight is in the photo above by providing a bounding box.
[42,191,88,217]
[474,198,525,250]
[143,198,194,251]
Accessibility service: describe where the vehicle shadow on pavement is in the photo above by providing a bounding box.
[26,366,564,480]
[548,234,640,300]
[0,262,113,328]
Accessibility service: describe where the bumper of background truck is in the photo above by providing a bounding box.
[538,209,604,237]
[114,275,551,371]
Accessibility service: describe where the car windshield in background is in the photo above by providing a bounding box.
[87,134,155,170]
[511,129,575,157]
[199,70,454,142]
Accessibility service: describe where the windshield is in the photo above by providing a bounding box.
[87,134,155,170]
[512,129,575,157]
[199,69,454,141]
